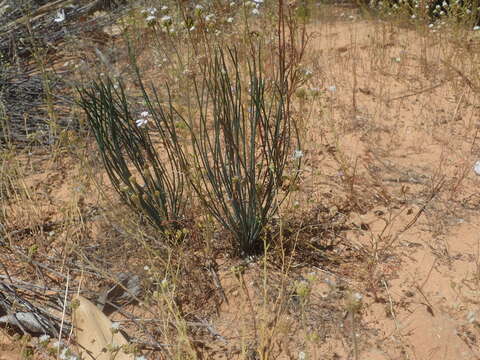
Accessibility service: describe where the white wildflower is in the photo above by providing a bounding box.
[428,23,434,28]
[161,278,168,289]
[136,118,148,128]
[293,150,304,159]
[144,265,150,271]
[303,68,313,78]
[354,292,363,301]
[140,111,149,117]
[411,14,416,19]
[52,341,64,349]
[161,15,172,24]
[252,8,260,15]
[161,5,168,11]
[230,1,236,6]
[38,334,50,343]
[473,160,480,175]
[298,351,307,360]
[227,17,234,23]
[474,25,480,31]
[148,7,158,15]
[189,25,196,31]
[205,13,215,22]
[146,15,156,22]
[54,9,66,23]
[195,4,204,10]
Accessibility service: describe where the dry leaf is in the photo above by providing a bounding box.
[73,295,133,360]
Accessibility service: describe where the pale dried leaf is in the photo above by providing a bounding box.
[73,295,133,360]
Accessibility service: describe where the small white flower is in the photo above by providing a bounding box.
[354,292,363,301]
[52,341,64,349]
[442,1,448,6]
[411,14,416,19]
[161,15,172,24]
[144,265,150,271]
[298,351,307,360]
[230,1,236,6]
[205,13,215,21]
[394,57,401,63]
[439,10,445,15]
[189,25,196,31]
[227,17,234,23]
[195,4,204,10]
[54,9,66,23]
[140,111,149,117]
[293,150,304,159]
[467,8,472,14]
[136,118,149,128]
[474,25,480,31]
[253,0,264,3]
[428,23,434,28]
[38,334,50,343]
[161,5,168,11]
[252,8,260,15]
[148,7,158,14]
[146,15,156,22]
[473,160,480,175]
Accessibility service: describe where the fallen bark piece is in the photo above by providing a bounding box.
[72,295,133,360]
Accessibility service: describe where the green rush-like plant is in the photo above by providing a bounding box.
[77,78,188,234]
[182,47,300,255]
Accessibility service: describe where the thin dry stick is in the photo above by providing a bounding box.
[57,270,70,359]
[382,279,400,332]
[387,82,446,103]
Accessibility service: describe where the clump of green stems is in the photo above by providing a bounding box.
[78,39,300,255]
[181,47,300,255]
[77,78,188,234]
